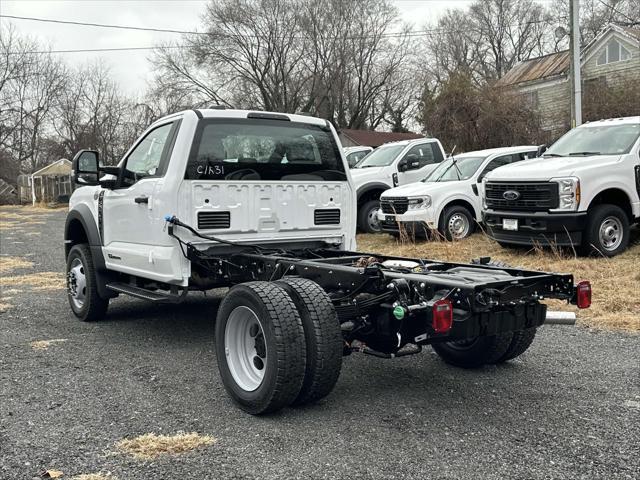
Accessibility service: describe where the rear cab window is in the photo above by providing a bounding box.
[186,118,346,181]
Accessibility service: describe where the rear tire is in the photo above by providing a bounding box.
[431,332,513,368]
[358,199,381,233]
[275,278,343,406]
[581,204,629,257]
[494,327,537,363]
[215,282,306,414]
[439,205,475,240]
[66,244,109,322]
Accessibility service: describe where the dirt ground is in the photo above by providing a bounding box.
[1,205,639,480]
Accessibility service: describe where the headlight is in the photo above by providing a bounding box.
[551,177,580,211]
[407,196,431,210]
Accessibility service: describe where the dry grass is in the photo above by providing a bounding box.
[0,256,34,274]
[0,301,12,313]
[30,338,67,350]
[71,474,117,480]
[357,232,640,332]
[0,205,62,231]
[115,432,216,460]
[0,271,65,291]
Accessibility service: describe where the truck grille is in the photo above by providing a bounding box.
[380,197,409,214]
[198,211,231,229]
[314,209,341,225]
[485,182,559,211]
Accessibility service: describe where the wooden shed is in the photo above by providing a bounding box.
[18,159,73,205]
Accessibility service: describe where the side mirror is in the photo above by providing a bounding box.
[536,144,547,157]
[397,158,408,172]
[72,150,100,186]
[405,154,421,170]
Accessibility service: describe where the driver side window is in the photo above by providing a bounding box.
[123,123,174,184]
[402,143,443,168]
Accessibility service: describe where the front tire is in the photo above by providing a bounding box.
[439,205,475,240]
[275,278,343,406]
[582,204,629,257]
[431,332,513,368]
[66,244,109,322]
[358,199,382,233]
[215,282,306,414]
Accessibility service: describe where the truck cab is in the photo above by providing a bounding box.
[343,145,373,168]
[349,138,446,233]
[483,117,640,256]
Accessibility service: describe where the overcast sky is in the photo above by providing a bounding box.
[0,0,475,96]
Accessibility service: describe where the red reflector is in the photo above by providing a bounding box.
[432,298,453,333]
[576,281,591,309]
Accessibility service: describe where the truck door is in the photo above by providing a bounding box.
[396,142,444,185]
[102,121,180,281]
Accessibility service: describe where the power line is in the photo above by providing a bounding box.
[7,46,185,55]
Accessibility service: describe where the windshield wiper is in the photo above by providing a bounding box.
[567,151,601,156]
[542,153,563,157]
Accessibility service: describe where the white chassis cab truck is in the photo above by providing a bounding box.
[483,117,640,257]
[349,138,446,233]
[377,146,539,239]
[65,109,591,414]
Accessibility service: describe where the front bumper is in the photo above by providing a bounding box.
[377,209,436,235]
[483,209,588,246]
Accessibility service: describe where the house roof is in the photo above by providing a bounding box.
[338,129,423,147]
[497,24,640,88]
[496,50,569,87]
[32,159,72,177]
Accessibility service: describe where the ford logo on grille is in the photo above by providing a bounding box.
[503,190,521,201]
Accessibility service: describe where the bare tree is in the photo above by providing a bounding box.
[0,25,67,173]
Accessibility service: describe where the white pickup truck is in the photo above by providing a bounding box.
[377,146,539,239]
[483,117,640,256]
[64,108,590,414]
[349,138,446,232]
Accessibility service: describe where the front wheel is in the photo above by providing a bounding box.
[358,200,382,233]
[215,282,307,414]
[439,205,475,240]
[66,244,109,322]
[582,204,629,257]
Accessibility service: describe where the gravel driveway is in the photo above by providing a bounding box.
[1,207,638,479]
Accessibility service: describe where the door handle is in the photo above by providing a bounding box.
[134,195,149,204]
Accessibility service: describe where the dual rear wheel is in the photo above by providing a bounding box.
[215,279,343,415]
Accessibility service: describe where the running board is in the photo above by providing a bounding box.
[106,282,187,303]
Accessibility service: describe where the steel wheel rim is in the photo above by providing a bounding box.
[448,213,470,239]
[67,257,87,309]
[367,205,381,232]
[598,216,623,251]
[224,306,266,392]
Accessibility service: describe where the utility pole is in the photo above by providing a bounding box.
[569,0,582,127]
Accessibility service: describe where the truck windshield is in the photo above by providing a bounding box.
[353,145,405,168]
[423,156,486,182]
[544,123,640,157]
[186,118,346,181]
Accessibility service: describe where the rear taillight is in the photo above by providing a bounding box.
[432,298,453,333]
[576,281,591,309]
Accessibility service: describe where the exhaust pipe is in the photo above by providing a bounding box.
[544,311,577,325]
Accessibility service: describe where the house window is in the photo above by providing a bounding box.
[596,38,632,65]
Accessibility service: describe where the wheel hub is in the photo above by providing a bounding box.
[367,206,381,232]
[598,216,622,251]
[67,257,87,309]
[224,306,267,392]
[448,213,469,239]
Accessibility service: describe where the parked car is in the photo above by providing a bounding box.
[350,138,446,233]
[64,108,590,415]
[343,146,373,168]
[483,116,640,256]
[378,146,539,239]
